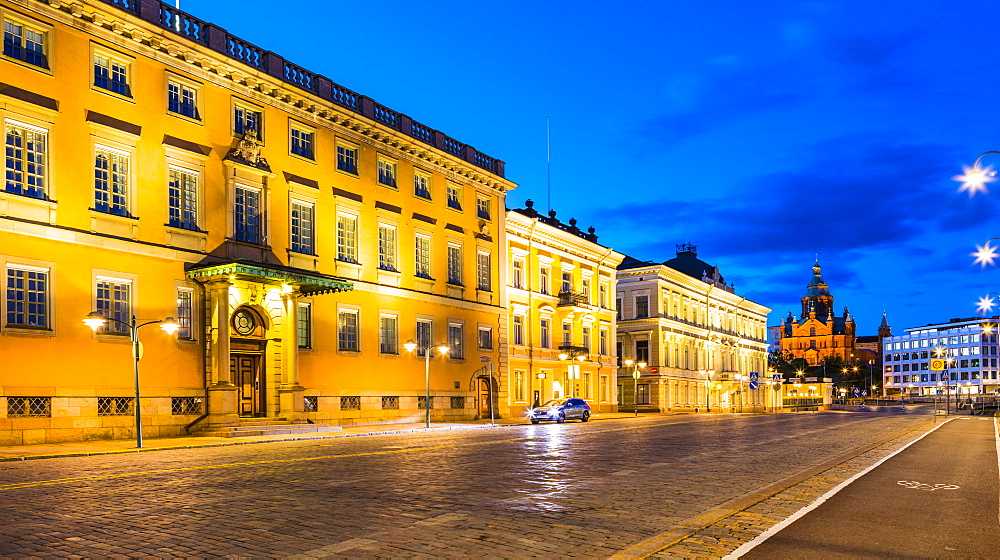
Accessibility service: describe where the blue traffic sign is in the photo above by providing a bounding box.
[853,387,861,396]
[749,380,759,390]
[862,390,868,397]
[772,373,781,382]
[750,371,759,381]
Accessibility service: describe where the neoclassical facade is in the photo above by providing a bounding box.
[505,202,624,415]
[0,0,514,444]
[778,262,857,366]
[616,245,770,412]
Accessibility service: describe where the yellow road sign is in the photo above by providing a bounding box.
[929,358,945,371]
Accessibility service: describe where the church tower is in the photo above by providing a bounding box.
[878,311,892,338]
[779,260,859,367]
[801,262,834,319]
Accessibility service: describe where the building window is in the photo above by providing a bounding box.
[561,272,572,293]
[5,266,47,329]
[540,266,550,295]
[636,340,649,363]
[514,370,525,402]
[448,323,464,359]
[600,329,608,355]
[583,327,591,350]
[447,244,462,285]
[171,397,203,415]
[562,322,572,345]
[378,225,397,271]
[512,259,524,289]
[290,201,315,255]
[4,122,47,199]
[582,279,591,301]
[98,396,134,416]
[336,143,358,174]
[476,197,491,220]
[477,252,491,291]
[94,148,130,217]
[382,396,399,409]
[416,320,432,357]
[378,157,397,187]
[96,278,130,335]
[297,302,311,348]
[336,214,358,263]
[636,384,650,405]
[447,184,462,210]
[380,315,398,354]
[176,288,193,339]
[635,295,649,318]
[341,396,361,410]
[7,396,50,417]
[3,19,48,69]
[234,103,262,138]
[616,297,622,320]
[338,309,359,351]
[600,285,608,308]
[93,51,131,97]
[540,319,550,348]
[414,171,431,199]
[415,235,431,279]
[513,315,524,345]
[168,168,198,230]
[167,79,200,120]
[234,185,262,243]
[290,123,314,160]
[478,326,493,350]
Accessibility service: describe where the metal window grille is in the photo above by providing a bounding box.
[171,397,203,415]
[5,267,47,328]
[418,395,432,409]
[450,396,465,409]
[97,396,134,416]
[234,186,261,243]
[304,395,318,412]
[4,124,46,199]
[340,396,361,410]
[168,169,198,230]
[381,396,399,410]
[7,396,50,417]
[378,226,397,271]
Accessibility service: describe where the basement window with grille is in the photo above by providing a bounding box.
[97,397,133,416]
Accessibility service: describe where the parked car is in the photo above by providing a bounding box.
[529,398,591,424]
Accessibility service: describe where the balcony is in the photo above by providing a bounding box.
[557,291,590,308]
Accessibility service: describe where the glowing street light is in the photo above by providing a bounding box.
[699,369,716,413]
[975,293,1000,315]
[403,339,450,428]
[82,311,179,448]
[623,359,646,417]
[953,151,999,198]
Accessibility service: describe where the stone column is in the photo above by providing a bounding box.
[207,280,237,423]
[278,290,305,420]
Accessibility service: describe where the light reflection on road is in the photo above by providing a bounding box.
[507,423,573,512]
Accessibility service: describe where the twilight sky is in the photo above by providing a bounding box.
[183,0,1000,334]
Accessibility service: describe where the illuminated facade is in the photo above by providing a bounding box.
[505,201,624,415]
[0,0,514,444]
[777,262,857,366]
[616,244,770,412]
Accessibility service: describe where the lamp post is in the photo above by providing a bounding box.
[699,369,715,412]
[623,359,646,416]
[734,373,744,412]
[403,339,450,428]
[558,351,588,398]
[83,311,179,449]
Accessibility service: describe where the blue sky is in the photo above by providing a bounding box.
[183,0,1000,333]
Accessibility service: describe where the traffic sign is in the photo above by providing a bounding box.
[862,390,868,397]
[749,380,759,390]
[632,370,640,379]
[853,387,861,397]
[750,371,759,381]
[929,359,945,371]
[937,389,943,395]
[772,373,781,382]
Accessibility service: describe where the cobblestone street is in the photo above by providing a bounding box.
[0,412,933,558]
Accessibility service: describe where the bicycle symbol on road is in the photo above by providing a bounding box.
[897,480,960,491]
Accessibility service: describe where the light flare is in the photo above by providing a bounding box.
[976,294,996,315]
[971,241,999,268]
[954,164,997,198]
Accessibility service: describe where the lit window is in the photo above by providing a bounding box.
[234,103,262,138]
[234,185,262,244]
[5,266,47,329]
[336,143,358,174]
[562,322,571,345]
[447,184,462,210]
[379,315,398,354]
[378,225,397,271]
[338,309,359,351]
[93,52,131,97]
[167,79,200,120]
[336,214,358,263]
[540,267,550,295]
[415,235,431,279]
[3,19,48,69]
[512,259,524,289]
[290,123,314,160]
[583,327,591,349]
[514,370,525,401]
[476,252,491,291]
[448,323,464,359]
[167,168,199,230]
[512,315,524,345]
[96,278,130,335]
[94,147,130,217]
[291,201,315,255]
[297,303,312,348]
[4,122,47,199]
[414,171,431,199]
[447,244,462,285]
[476,197,491,220]
[561,272,572,293]
[378,157,397,187]
[478,327,493,350]
[540,319,550,348]
[176,288,193,339]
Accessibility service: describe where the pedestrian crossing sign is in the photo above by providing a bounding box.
[929,358,945,371]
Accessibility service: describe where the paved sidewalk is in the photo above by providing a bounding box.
[0,410,666,462]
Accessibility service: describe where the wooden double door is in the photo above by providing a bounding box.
[230,353,265,417]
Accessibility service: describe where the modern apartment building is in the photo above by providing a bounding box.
[882,317,1000,397]
[505,201,624,415]
[0,0,514,444]
[616,244,770,412]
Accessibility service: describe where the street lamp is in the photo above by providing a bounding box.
[734,373,744,412]
[558,351,588,397]
[623,359,646,416]
[403,339,450,428]
[83,311,179,448]
[699,369,715,412]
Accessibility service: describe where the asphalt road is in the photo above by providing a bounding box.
[0,412,933,557]
[739,416,999,559]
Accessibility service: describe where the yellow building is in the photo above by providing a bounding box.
[616,245,771,412]
[0,0,514,445]
[505,201,624,417]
